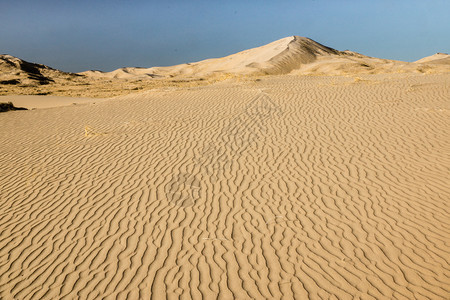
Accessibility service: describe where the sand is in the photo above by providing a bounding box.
[0,95,108,110]
[0,72,449,299]
[415,53,450,65]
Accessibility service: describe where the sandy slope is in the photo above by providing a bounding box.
[289,53,450,75]
[415,53,450,65]
[0,73,449,299]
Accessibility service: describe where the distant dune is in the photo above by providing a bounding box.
[1,36,449,98]
[80,36,341,78]
[79,36,450,78]
[414,52,450,65]
[0,54,80,87]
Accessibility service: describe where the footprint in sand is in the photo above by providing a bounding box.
[165,172,202,207]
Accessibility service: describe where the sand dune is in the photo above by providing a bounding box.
[1,37,449,100]
[0,54,81,86]
[80,36,340,78]
[1,73,449,298]
[79,36,449,79]
[1,36,449,298]
[289,55,450,75]
[415,53,450,65]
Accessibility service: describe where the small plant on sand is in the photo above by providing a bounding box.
[84,125,105,137]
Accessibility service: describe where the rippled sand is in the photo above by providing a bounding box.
[1,73,449,299]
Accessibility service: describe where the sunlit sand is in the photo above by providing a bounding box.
[1,37,449,299]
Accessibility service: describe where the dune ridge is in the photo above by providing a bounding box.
[1,36,449,99]
[0,73,449,298]
[79,36,449,79]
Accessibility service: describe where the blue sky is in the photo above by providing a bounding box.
[1,0,449,72]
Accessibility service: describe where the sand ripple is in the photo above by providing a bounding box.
[0,74,449,299]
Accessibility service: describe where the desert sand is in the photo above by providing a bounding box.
[0,95,107,110]
[1,37,449,299]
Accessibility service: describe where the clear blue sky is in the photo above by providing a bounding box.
[1,0,449,73]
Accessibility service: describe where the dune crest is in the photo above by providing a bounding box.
[79,36,449,79]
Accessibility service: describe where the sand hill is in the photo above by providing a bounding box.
[0,54,81,87]
[1,36,449,98]
[81,36,340,78]
[414,52,450,65]
[80,36,450,79]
